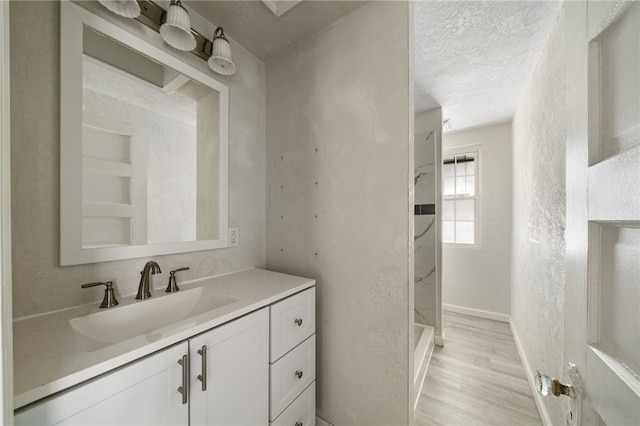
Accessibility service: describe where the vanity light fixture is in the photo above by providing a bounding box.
[207,27,236,76]
[98,0,236,76]
[98,0,141,18]
[159,0,196,51]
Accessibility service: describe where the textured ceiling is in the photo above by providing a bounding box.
[188,1,366,61]
[414,1,562,132]
[189,1,561,133]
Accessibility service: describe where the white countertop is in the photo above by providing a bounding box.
[13,268,315,409]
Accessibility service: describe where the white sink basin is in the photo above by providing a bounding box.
[70,287,237,351]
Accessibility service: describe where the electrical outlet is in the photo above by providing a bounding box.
[229,227,239,247]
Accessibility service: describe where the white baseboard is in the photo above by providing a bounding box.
[413,337,434,410]
[443,303,510,323]
[413,325,433,383]
[315,415,334,426]
[413,325,435,410]
[509,319,552,426]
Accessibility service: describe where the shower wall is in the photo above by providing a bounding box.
[414,109,442,338]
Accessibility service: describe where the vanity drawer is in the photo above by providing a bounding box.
[270,382,315,426]
[270,335,316,420]
[270,287,315,361]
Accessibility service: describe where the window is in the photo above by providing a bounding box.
[443,150,479,245]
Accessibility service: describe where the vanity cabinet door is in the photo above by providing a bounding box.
[14,342,189,425]
[189,307,269,426]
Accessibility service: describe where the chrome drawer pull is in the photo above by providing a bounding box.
[197,345,207,391]
[295,370,303,379]
[177,355,189,405]
[294,318,303,326]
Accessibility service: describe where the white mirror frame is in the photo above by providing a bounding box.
[60,1,229,265]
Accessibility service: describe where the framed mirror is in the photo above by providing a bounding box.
[60,1,229,265]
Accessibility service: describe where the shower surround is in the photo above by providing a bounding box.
[415,130,437,327]
[414,108,442,341]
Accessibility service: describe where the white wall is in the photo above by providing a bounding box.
[265,2,413,424]
[10,1,266,317]
[442,123,512,316]
[0,0,13,421]
[511,8,566,424]
[414,108,442,338]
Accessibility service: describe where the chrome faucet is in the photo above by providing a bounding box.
[136,261,161,300]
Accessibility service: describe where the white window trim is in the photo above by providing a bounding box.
[442,144,482,249]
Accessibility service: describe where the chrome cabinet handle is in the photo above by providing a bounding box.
[295,370,303,379]
[197,345,207,391]
[178,355,189,405]
[294,318,303,326]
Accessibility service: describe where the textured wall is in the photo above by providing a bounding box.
[443,123,512,315]
[10,1,266,318]
[265,2,413,424]
[511,8,566,424]
[414,109,442,336]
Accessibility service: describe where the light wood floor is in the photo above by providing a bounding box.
[415,311,542,426]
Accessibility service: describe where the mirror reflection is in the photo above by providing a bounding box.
[81,27,219,248]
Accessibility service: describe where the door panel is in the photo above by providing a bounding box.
[14,343,188,425]
[590,225,640,376]
[586,347,640,426]
[588,1,639,162]
[82,112,148,247]
[586,223,640,425]
[587,148,640,221]
[580,1,640,424]
[189,308,269,426]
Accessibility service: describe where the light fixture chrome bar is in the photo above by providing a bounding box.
[135,0,211,61]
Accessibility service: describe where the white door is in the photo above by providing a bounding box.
[189,308,269,426]
[82,112,148,247]
[14,342,189,425]
[565,1,640,425]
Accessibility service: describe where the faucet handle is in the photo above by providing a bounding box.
[81,281,119,309]
[166,267,190,293]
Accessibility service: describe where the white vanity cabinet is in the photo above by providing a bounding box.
[14,342,189,425]
[189,307,269,425]
[13,271,316,426]
[15,309,270,426]
[269,288,316,425]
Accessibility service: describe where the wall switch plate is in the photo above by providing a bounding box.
[229,227,239,247]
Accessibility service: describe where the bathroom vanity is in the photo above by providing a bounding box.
[13,3,318,424]
[13,268,316,425]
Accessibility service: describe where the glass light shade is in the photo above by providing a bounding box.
[98,0,141,18]
[207,29,236,75]
[159,1,196,51]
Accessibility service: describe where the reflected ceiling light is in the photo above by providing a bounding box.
[98,0,141,18]
[207,27,236,76]
[159,0,196,51]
